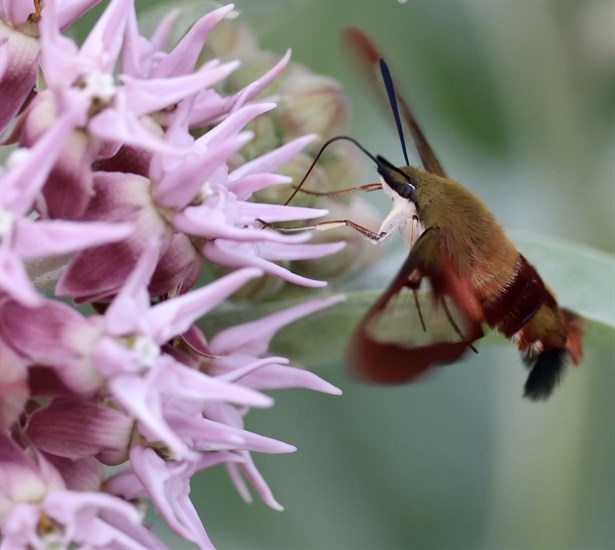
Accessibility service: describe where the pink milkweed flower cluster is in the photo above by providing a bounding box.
[0,1,344,548]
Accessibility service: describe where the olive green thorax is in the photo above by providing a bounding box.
[377,158,512,275]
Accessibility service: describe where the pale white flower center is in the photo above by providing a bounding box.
[82,71,116,103]
[200,181,214,199]
[130,335,161,368]
[0,208,15,240]
[40,523,64,548]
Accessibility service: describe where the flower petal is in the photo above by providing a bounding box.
[170,414,296,454]
[174,206,312,243]
[210,295,345,355]
[27,399,132,460]
[229,134,315,180]
[15,219,132,259]
[0,299,104,395]
[44,454,104,492]
[203,240,328,288]
[155,132,252,208]
[148,267,262,343]
[42,490,162,550]
[0,339,29,430]
[3,108,80,214]
[0,504,41,550]
[108,372,189,458]
[56,0,104,29]
[219,363,342,395]
[0,435,65,507]
[227,454,285,511]
[227,173,291,199]
[129,446,215,548]
[0,21,40,133]
[258,240,346,262]
[122,61,239,117]
[238,202,330,223]
[104,239,161,336]
[152,4,235,78]
[0,246,42,306]
[150,356,272,409]
[230,49,292,111]
[78,0,131,73]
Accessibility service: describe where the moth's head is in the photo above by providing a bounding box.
[375,155,417,203]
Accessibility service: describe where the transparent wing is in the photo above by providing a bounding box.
[365,286,473,348]
[349,230,484,384]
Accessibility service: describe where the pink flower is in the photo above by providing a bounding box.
[0,2,346,547]
[0,434,166,549]
[0,0,102,133]
[0,110,132,306]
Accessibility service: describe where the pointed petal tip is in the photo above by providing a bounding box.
[280,443,297,454]
[322,383,343,396]
[305,279,328,288]
[252,393,275,409]
[298,133,317,146]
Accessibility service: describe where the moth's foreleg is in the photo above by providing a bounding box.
[258,218,388,243]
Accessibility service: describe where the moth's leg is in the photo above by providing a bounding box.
[413,289,427,332]
[258,218,388,243]
[441,297,479,354]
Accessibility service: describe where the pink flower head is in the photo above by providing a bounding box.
[0,2,347,548]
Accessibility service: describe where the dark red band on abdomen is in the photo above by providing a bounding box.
[481,254,546,337]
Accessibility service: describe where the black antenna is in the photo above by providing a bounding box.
[379,59,410,166]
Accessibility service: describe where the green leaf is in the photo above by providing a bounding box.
[200,234,614,368]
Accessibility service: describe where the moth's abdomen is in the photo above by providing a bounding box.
[478,253,584,400]
[480,254,549,337]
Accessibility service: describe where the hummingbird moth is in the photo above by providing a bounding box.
[276,28,584,400]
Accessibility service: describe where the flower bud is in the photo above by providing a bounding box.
[207,19,259,61]
[278,73,350,145]
[240,112,279,162]
[318,138,367,191]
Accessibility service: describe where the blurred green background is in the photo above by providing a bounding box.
[86,1,615,548]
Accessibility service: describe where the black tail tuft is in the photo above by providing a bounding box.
[524,349,567,401]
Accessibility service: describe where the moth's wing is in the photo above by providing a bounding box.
[348,229,484,384]
[341,27,447,177]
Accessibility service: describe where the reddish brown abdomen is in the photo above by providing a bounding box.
[478,253,583,364]
[480,254,550,337]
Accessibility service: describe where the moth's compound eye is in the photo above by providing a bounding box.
[397,183,415,200]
